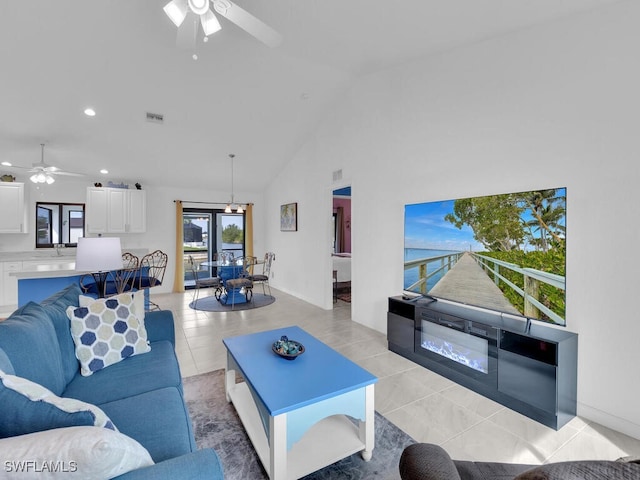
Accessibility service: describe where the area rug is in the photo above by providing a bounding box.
[189,293,275,312]
[183,370,415,480]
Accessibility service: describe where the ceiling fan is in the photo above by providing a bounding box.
[163,0,283,49]
[3,144,84,184]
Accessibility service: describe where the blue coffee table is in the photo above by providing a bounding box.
[223,326,378,480]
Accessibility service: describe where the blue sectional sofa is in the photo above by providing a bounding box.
[0,283,223,479]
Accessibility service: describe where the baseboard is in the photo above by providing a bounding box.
[578,402,640,440]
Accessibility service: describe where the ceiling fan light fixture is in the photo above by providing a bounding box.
[200,9,221,36]
[188,0,210,15]
[164,0,189,27]
[30,172,54,184]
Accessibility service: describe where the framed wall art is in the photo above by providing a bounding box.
[280,202,298,231]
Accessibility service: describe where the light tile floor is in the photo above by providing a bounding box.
[154,288,640,469]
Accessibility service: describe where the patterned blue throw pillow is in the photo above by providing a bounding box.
[66,292,150,376]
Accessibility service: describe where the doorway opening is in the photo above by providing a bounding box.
[332,186,351,306]
[182,208,246,289]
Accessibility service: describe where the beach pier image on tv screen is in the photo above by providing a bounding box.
[404,187,566,326]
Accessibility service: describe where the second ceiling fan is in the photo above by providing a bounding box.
[163,0,283,49]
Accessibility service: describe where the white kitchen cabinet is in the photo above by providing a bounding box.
[0,261,21,307]
[86,187,108,233]
[0,182,26,233]
[127,189,146,233]
[86,187,146,234]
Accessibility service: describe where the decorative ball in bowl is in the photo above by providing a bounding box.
[272,335,305,360]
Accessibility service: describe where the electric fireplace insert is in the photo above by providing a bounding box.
[415,306,498,388]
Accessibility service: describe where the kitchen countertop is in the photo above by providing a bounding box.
[2,248,149,279]
[10,262,85,279]
[0,250,77,262]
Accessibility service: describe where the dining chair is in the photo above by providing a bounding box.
[114,252,139,294]
[79,273,105,297]
[217,251,234,264]
[243,255,258,276]
[137,250,168,310]
[249,252,275,297]
[79,252,139,298]
[224,256,253,309]
[188,255,222,304]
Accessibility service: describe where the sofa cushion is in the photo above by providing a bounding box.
[0,370,115,439]
[39,282,83,385]
[99,387,196,463]
[399,443,462,480]
[0,426,154,479]
[514,461,640,479]
[454,460,535,480]
[0,347,14,375]
[67,292,150,376]
[0,302,65,395]
[110,449,224,480]
[63,340,182,405]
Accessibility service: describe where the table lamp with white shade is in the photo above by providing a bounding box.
[75,237,123,298]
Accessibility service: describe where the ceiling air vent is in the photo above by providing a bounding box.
[146,112,164,124]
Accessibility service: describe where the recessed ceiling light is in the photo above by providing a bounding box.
[84,108,96,117]
[1,161,11,166]
[100,169,109,174]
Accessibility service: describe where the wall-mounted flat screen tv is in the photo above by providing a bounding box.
[404,187,566,326]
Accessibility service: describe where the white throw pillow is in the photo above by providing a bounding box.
[0,426,154,479]
[67,292,150,376]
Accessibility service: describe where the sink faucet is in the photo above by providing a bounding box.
[55,243,64,256]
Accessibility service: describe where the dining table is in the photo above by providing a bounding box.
[201,259,250,305]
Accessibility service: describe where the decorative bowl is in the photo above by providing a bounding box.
[272,335,305,360]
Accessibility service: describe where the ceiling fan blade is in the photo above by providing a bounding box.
[176,12,198,49]
[164,0,189,27]
[52,171,85,177]
[201,9,221,36]
[2,164,32,171]
[212,0,282,48]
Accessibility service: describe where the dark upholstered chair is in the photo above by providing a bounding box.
[399,443,640,480]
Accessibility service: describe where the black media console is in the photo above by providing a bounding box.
[388,296,578,430]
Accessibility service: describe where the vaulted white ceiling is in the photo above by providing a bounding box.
[0,0,624,191]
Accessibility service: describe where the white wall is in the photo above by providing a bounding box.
[265,2,640,438]
[0,179,265,294]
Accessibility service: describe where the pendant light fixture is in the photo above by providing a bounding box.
[225,153,244,214]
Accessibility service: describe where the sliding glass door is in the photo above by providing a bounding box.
[183,208,245,288]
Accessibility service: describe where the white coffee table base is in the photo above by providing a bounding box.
[225,364,375,480]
